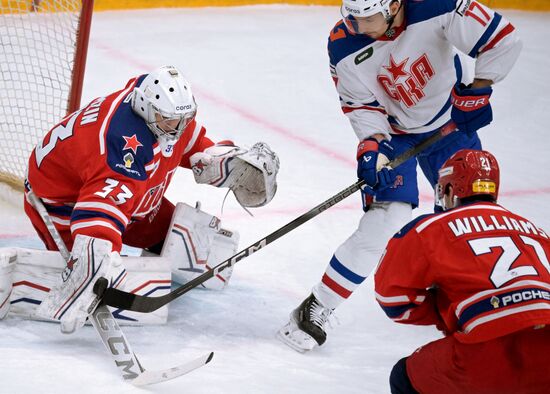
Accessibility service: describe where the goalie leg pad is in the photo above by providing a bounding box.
[33,235,125,333]
[6,249,169,325]
[161,202,239,290]
[0,248,16,319]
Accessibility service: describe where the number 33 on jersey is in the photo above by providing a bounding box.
[27,75,214,252]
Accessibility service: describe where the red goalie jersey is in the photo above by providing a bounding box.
[374,202,550,344]
[25,74,214,252]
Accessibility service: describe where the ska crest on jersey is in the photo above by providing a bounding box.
[377,53,435,108]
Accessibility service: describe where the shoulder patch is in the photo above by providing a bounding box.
[328,20,376,67]
[105,101,155,181]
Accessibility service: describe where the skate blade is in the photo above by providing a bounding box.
[276,322,317,353]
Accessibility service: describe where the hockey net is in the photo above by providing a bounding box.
[0,0,93,193]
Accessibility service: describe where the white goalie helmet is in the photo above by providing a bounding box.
[132,65,197,155]
[341,0,401,32]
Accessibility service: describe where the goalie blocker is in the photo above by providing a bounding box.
[0,202,238,327]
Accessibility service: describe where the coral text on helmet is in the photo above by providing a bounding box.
[176,105,193,111]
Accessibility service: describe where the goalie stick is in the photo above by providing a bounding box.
[25,190,213,385]
[102,123,457,313]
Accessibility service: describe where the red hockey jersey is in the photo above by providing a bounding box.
[26,75,214,252]
[374,202,550,343]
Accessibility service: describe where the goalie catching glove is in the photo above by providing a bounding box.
[33,235,126,333]
[190,141,280,207]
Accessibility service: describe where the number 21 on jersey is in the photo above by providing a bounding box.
[469,235,550,288]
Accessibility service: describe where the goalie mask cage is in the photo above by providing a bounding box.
[0,0,94,192]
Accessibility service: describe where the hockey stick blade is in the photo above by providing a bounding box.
[131,352,214,386]
[102,123,456,313]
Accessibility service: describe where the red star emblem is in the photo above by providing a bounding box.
[383,55,409,82]
[123,134,143,154]
[67,257,78,270]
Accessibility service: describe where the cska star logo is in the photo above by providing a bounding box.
[62,257,78,282]
[377,53,435,108]
[123,134,143,154]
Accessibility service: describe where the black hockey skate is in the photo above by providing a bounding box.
[277,293,333,352]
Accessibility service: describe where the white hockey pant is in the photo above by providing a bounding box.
[313,201,412,309]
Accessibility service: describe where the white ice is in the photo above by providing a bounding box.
[0,6,549,393]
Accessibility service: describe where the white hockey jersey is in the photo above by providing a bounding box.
[328,0,522,140]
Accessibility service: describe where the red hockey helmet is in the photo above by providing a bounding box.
[437,149,500,209]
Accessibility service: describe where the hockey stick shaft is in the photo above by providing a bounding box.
[102,123,457,313]
[26,189,146,380]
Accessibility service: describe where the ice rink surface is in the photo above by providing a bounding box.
[0,6,549,393]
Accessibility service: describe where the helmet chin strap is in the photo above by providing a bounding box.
[383,0,403,38]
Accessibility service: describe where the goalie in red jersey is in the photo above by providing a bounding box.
[17,65,279,332]
[374,149,550,393]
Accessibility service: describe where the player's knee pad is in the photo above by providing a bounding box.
[334,202,412,277]
[0,248,16,319]
[161,202,239,290]
[390,357,419,394]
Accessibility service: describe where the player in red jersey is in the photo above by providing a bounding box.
[374,149,550,393]
[22,66,279,332]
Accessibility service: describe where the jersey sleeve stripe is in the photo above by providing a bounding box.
[468,13,503,57]
[458,285,550,330]
[145,160,159,172]
[342,105,387,115]
[50,216,71,226]
[378,303,419,320]
[71,209,126,233]
[74,202,129,226]
[455,279,550,316]
[70,219,122,237]
[479,22,515,53]
[463,303,550,334]
[43,203,74,217]
[99,82,138,155]
[182,122,203,155]
[375,292,426,304]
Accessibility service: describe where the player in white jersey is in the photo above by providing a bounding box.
[279,0,522,352]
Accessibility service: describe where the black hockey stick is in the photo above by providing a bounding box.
[102,123,457,313]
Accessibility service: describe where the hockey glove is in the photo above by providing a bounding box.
[356,138,396,193]
[451,83,493,135]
